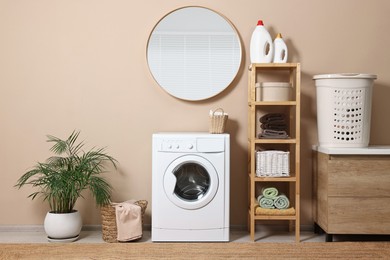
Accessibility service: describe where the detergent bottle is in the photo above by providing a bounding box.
[273,33,288,63]
[250,20,274,63]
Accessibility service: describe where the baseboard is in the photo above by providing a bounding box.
[0,225,45,232]
[0,225,101,232]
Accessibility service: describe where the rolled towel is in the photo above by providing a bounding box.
[273,194,290,209]
[262,187,278,198]
[257,195,275,209]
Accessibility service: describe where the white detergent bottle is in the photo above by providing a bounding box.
[273,33,288,63]
[250,20,274,63]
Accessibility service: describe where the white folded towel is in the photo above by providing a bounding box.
[209,109,228,116]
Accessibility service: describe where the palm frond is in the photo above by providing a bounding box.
[47,135,68,155]
[16,130,117,213]
[66,130,84,155]
[88,176,112,206]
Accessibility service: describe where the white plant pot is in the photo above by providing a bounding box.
[44,210,82,242]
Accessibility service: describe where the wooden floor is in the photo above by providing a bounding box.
[1,242,390,259]
[0,228,328,243]
[1,229,390,259]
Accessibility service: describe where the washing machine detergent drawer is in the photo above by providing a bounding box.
[158,136,225,153]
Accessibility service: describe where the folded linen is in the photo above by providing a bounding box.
[257,195,275,209]
[259,129,289,139]
[113,200,142,242]
[209,109,228,116]
[262,187,279,198]
[260,113,286,123]
[273,194,290,209]
[260,122,288,131]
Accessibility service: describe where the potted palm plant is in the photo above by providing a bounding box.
[15,130,117,242]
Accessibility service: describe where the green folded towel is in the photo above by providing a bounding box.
[262,187,278,198]
[273,194,290,209]
[257,195,275,209]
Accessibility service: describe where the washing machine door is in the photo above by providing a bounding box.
[163,155,219,210]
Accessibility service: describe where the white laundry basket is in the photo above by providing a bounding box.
[313,73,377,148]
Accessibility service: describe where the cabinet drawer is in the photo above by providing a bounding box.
[328,197,390,234]
[328,156,390,197]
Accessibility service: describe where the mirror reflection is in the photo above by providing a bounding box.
[147,7,242,101]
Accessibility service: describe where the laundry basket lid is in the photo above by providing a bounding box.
[313,73,377,80]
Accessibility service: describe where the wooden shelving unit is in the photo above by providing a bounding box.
[248,63,301,242]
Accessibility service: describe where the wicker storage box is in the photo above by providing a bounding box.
[256,150,290,177]
[209,108,228,134]
[100,200,148,243]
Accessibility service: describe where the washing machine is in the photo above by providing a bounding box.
[152,132,229,242]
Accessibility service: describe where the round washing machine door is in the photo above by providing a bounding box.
[163,155,219,210]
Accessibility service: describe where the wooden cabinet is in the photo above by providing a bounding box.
[313,146,390,242]
[247,63,301,242]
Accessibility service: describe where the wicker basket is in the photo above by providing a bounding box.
[209,108,228,134]
[100,200,148,243]
[256,150,290,177]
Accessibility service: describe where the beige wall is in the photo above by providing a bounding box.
[1,0,390,228]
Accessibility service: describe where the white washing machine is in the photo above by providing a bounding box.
[152,132,229,242]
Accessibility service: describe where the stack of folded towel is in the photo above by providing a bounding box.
[257,187,290,209]
[258,113,289,139]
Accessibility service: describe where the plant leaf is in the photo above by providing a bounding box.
[16,130,117,213]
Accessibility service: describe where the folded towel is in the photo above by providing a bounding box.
[255,204,296,216]
[260,122,288,131]
[257,195,275,209]
[262,187,279,198]
[260,113,286,123]
[113,200,142,242]
[261,119,286,125]
[260,113,288,132]
[209,109,228,116]
[259,129,289,139]
[273,194,290,209]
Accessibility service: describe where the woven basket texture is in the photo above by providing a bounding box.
[209,108,228,134]
[100,200,148,243]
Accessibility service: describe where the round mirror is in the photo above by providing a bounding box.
[147,7,242,101]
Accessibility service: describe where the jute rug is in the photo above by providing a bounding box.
[1,242,390,259]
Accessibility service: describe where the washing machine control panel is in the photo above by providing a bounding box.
[161,139,196,152]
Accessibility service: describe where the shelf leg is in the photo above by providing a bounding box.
[250,216,255,241]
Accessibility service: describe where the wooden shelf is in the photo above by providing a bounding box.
[251,138,297,144]
[254,215,297,220]
[247,63,301,243]
[248,209,297,220]
[249,63,299,70]
[249,101,297,106]
[252,176,297,182]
